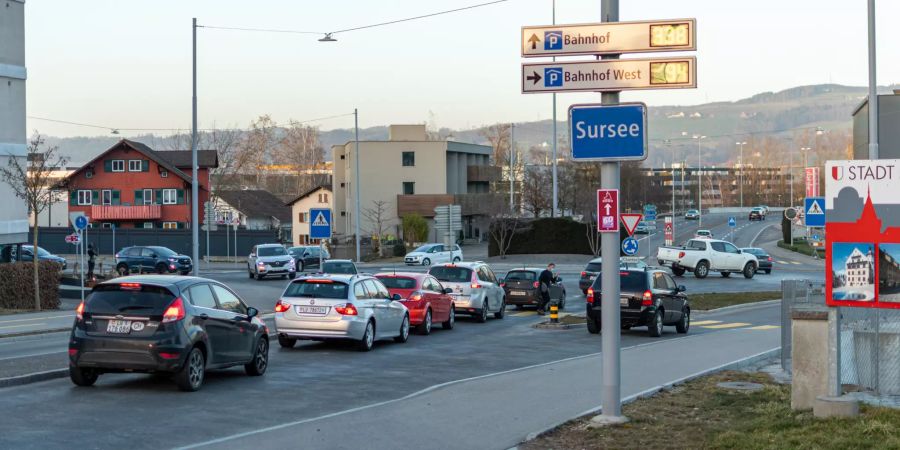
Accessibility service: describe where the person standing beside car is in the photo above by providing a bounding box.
[537,263,559,315]
[87,244,96,280]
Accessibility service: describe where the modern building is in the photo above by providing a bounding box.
[214,190,291,237]
[285,185,332,245]
[640,165,792,211]
[845,247,874,288]
[60,139,218,229]
[852,90,900,159]
[332,124,500,242]
[0,0,29,255]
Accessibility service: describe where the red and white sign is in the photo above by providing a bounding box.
[664,216,674,246]
[596,189,619,233]
[65,233,81,244]
[805,167,819,197]
[621,214,643,236]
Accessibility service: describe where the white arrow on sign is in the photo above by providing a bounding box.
[603,204,612,215]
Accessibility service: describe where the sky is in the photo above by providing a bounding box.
[24,0,900,138]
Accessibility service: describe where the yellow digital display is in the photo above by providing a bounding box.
[650,61,690,85]
[650,23,690,47]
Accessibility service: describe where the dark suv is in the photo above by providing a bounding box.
[69,276,269,391]
[115,246,192,275]
[288,246,331,272]
[585,268,690,337]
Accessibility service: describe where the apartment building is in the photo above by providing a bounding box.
[286,185,332,245]
[332,125,499,241]
[0,0,29,251]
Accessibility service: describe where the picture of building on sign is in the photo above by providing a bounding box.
[879,244,900,302]
[831,242,876,302]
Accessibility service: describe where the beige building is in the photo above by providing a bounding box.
[332,125,499,242]
[286,185,332,245]
[0,0,29,252]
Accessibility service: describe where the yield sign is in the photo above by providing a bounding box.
[621,214,643,236]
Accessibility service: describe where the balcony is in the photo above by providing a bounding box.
[467,165,501,183]
[91,205,162,220]
[397,193,503,217]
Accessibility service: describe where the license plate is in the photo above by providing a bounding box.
[510,290,527,296]
[295,305,328,315]
[107,320,132,334]
[620,298,630,306]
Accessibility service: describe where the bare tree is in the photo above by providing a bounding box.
[521,165,551,217]
[584,214,601,257]
[488,198,519,259]
[239,115,279,188]
[276,121,324,196]
[0,133,68,310]
[362,200,393,258]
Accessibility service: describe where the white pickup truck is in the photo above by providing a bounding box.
[656,239,759,279]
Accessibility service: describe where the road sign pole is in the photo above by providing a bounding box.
[599,0,622,421]
[79,230,84,302]
[190,17,199,277]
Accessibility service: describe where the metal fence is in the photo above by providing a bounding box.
[781,279,826,371]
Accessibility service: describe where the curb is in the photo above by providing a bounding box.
[696,298,781,314]
[516,347,781,446]
[0,368,69,389]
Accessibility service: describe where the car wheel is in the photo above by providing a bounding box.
[248,269,254,279]
[476,300,489,323]
[394,315,410,343]
[453,257,461,263]
[69,366,99,387]
[116,264,129,276]
[155,263,167,274]
[694,261,709,279]
[648,310,664,337]
[180,271,190,276]
[245,337,269,376]
[255,272,264,280]
[288,272,296,280]
[743,262,756,279]
[765,269,772,274]
[357,321,375,352]
[672,267,686,277]
[422,258,431,266]
[587,317,601,334]
[494,299,506,319]
[442,306,455,330]
[278,334,296,348]
[558,294,566,310]
[418,309,432,335]
[721,271,731,278]
[676,308,690,334]
[174,347,205,392]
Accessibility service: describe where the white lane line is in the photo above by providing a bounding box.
[0,350,66,362]
[0,324,43,330]
[749,224,774,247]
[0,314,73,324]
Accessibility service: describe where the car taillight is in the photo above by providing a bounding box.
[500,283,505,288]
[408,292,423,302]
[678,251,685,258]
[68,348,78,356]
[334,303,358,316]
[162,297,185,323]
[120,282,141,290]
[581,271,587,277]
[586,288,595,304]
[642,290,653,306]
[471,272,481,289]
[274,300,290,313]
[75,301,85,321]
[158,352,180,360]
[767,256,773,262]
[533,281,540,288]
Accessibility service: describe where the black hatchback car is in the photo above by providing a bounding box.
[741,247,773,274]
[69,276,269,391]
[585,268,690,337]
[288,245,331,272]
[115,246,192,275]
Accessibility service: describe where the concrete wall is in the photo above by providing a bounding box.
[791,309,830,410]
[388,124,427,141]
[853,93,900,160]
[290,187,332,244]
[0,0,28,245]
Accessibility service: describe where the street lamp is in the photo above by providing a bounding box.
[736,141,747,209]
[693,135,706,226]
[664,139,675,217]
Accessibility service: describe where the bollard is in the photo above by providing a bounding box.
[550,304,559,323]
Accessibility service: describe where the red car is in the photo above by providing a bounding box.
[375,272,455,335]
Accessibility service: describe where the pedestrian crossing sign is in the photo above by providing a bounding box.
[312,212,329,226]
[804,197,825,227]
[309,208,332,239]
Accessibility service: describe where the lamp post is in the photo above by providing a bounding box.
[736,141,746,209]
[665,139,675,217]
[693,135,706,226]
[551,0,558,218]
[191,18,199,275]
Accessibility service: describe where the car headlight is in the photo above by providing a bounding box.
[168,257,176,262]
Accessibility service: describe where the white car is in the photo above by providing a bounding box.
[657,239,759,279]
[694,229,713,239]
[404,244,463,266]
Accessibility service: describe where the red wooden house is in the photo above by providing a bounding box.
[61,139,218,229]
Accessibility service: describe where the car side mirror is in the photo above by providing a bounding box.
[391,293,402,301]
[303,252,310,257]
[444,288,453,294]
[498,278,505,284]
[247,307,259,319]
[678,285,686,292]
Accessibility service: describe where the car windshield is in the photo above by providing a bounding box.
[322,261,357,274]
[283,280,349,299]
[376,276,418,289]
[24,246,51,256]
[258,246,287,257]
[688,210,698,214]
[505,271,536,281]
[150,247,176,257]
[288,247,305,256]
[585,262,602,272]
[412,245,436,253]
[592,271,646,292]
[743,248,766,256]
[429,266,473,283]
[87,284,176,316]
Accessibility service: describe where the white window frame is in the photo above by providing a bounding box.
[77,190,92,206]
[142,222,154,229]
[102,223,113,229]
[101,189,112,206]
[111,160,125,172]
[162,222,178,230]
[128,160,143,172]
[143,189,153,205]
[160,170,168,178]
[162,189,177,205]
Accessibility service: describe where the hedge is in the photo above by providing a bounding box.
[489,218,595,256]
[0,262,62,310]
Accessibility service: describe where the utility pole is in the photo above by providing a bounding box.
[694,135,706,226]
[867,0,879,159]
[510,123,515,212]
[666,140,675,217]
[736,141,746,209]
[551,0,558,217]
[190,17,200,275]
[354,108,361,263]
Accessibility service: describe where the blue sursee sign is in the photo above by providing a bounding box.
[569,103,648,161]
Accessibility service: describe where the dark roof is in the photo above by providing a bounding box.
[285,184,332,206]
[60,139,203,187]
[216,190,292,223]
[153,150,219,169]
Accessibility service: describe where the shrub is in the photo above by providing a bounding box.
[392,243,407,257]
[489,218,595,256]
[401,214,429,244]
[0,262,62,310]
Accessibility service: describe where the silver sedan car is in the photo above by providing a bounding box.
[274,274,410,351]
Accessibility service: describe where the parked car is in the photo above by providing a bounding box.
[694,229,713,239]
[17,245,67,269]
[273,274,410,351]
[684,209,700,220]
[428,262,505,322]
[288,246,330,272]
[404,243,463,266]
[749,207,766,221]
[321,259,359,275]
[657,239,759,279]
[579,257,648,294]
[586,268,690,337]
[68,276,269,391]
[376,272,455,334]
[741,247,773,274]
[115,246,192,275]
[500,268,565,310]
[247,244,296,280]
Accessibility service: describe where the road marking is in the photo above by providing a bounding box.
[0,350,66,362]
[0,314,72,324]
[701,322,750,329]
[747,325,779,330]
[690,320,721,326]
[0,323,44,330]
[513,311,537,317]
